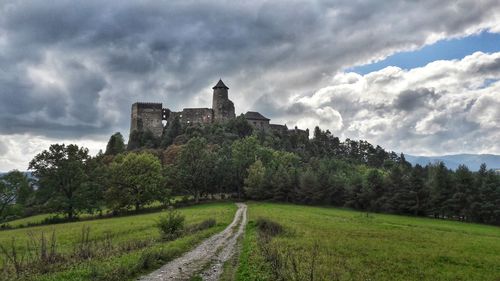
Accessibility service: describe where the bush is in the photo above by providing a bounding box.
[256,218,283,237]
[156,209,185,240]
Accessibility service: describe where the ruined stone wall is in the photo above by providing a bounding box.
[130,102,164,137]
[270,124,288,134]
[180,108,213,125]
[289,127,310,138]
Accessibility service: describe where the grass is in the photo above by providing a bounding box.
[237,202,500,281]
[33,225,224,281]
[0,202,236,280]
[2,196,193,228]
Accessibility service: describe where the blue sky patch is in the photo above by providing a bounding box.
[348,31,500,74]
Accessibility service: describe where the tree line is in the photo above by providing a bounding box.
[1,116,499,225]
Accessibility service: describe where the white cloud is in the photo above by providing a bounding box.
[1,0,500,169]
[0,134,106,172]
[288,52,500,155]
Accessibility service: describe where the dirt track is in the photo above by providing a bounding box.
[138,203,247,281]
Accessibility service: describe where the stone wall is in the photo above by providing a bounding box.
[180,108,214,125]
[130,102,164,137]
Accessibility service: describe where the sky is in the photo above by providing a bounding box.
[1,0,500,171]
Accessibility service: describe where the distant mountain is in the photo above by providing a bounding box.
[0,171,34,179]
[405,154,500,171]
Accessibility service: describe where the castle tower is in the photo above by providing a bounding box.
[212,79,235,122]
[130,102,164,138]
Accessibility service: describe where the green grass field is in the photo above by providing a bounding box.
[2,196,193,228]
[237,202,500,281]
[2,202,499,281]
[0,202,236,280]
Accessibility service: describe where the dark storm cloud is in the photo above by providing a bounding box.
[393,88,438,112]
[0,0,499,142]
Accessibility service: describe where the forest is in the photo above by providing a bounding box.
[1,115,499,226]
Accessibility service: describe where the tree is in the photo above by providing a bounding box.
[107,152,164,211]
[82,155,109,215]
[270,151,299,202]
[231,136,260,198]
[173,137,214,203]
[161,116,182,148]
[408,164,429,215]
[29,144,91,219]
[428,162,453,218]
[105,132,126,155]
[362,169,385,212]
[212,145,237,197]
[226,114,253,138]
[127,130,160,150]
[298,167,320,204]
[244,160,267,200]
[0,171,31,219]
[452,165,474,221]
[474,164,500,224]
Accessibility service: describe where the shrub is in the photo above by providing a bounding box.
[156,209,185,240]
[256,218,283,237]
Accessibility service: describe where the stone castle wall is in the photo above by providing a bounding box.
[180,108,213,125]
[129,80,309,139]
[130,102,164,137]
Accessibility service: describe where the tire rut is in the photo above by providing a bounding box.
[138,203,247,281]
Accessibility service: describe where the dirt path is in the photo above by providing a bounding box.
[138,203,247,281]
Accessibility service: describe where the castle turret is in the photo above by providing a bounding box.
[212,79,235,122]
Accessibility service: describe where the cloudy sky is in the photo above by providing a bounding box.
[1,0,500,171]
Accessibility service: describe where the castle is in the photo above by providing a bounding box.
[130,79,308,138]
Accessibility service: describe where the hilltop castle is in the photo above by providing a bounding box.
[130,79,308,138]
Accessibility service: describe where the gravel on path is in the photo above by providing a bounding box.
[137,203,247,281]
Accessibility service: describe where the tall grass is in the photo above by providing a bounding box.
[238,202,500,281]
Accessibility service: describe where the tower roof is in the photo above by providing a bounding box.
[244,111,270,121]
[212,79,229,89]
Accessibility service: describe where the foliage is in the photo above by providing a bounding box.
[104,132,126,155]
[106,152,164,211]
[244,160,267,200]
[28,144,93,219]
[226,114,254,138]
[170,137,215,202]
[0,171,33,220]
[156,209,185,241]
[21,121,500,226]
[127,130,160,150]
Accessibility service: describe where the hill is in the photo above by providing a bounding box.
[406,153,500,171]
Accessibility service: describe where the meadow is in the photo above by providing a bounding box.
[237,202,500,281]
[0,202,236,281]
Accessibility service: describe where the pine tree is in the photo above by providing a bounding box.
[105,132,126,155]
